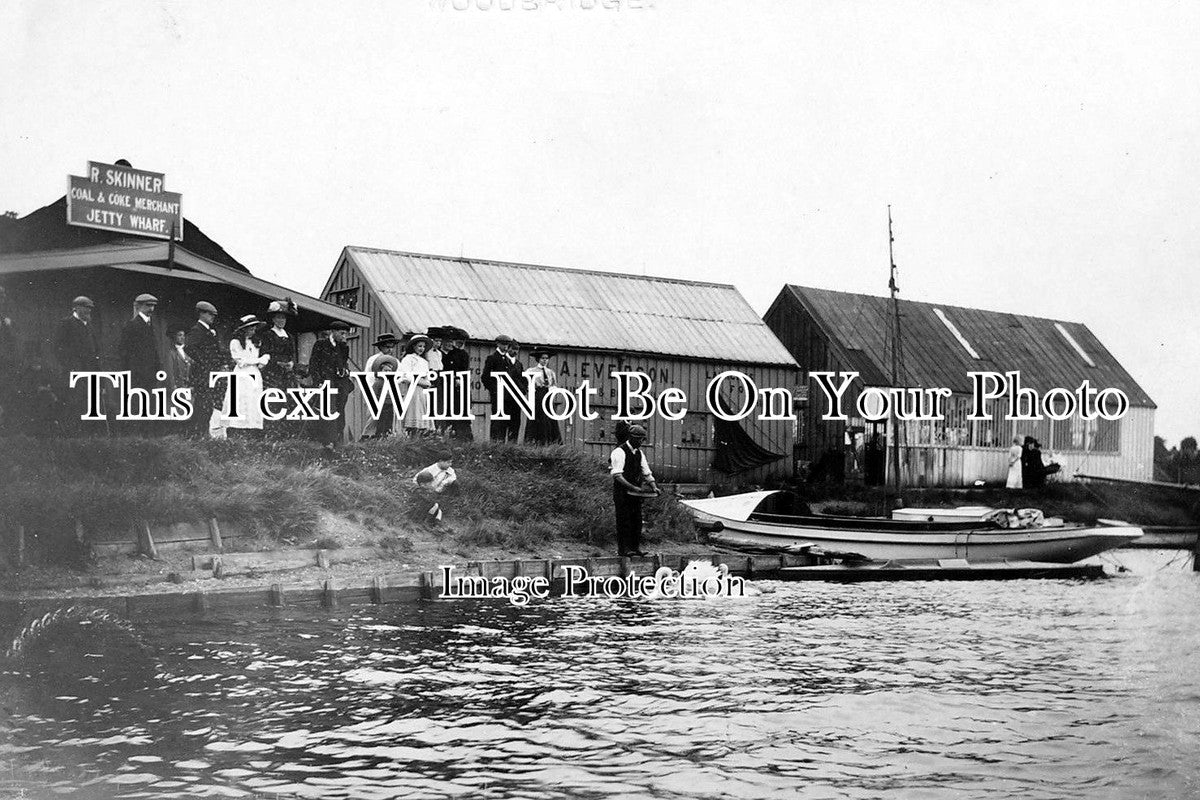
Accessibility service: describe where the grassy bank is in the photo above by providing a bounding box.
[0,435,697,570]
[2,435,1196,577]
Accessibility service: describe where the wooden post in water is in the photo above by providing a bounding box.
[16,524,26,567]
[321,579,337,609]
[268,583,284,607]
[370,576,385,604]
[1193,535,1200,571]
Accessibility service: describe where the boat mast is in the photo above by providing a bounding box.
[887,206,906,500]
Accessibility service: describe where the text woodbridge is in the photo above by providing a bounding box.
[66,369,1130,423]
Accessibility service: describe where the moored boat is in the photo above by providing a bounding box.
[681,491,1142,563]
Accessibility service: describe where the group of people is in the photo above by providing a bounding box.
[1006,435,1062,489]
[0,290,359,446]
[481,334,562,445]
[359,329,563,446]
[359,326,472,441]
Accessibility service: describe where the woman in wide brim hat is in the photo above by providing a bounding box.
[398,335,435,436]
[220,315,270,434]
[234,314,267,334]
[523,345,561,445]
[404,334,433,354]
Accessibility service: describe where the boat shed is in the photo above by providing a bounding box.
[321,247,799,483]
[0,195,370,430]
[764,285,1155,486]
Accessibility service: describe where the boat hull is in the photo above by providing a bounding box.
[681,493,1143,563]
[704,520,1142,563]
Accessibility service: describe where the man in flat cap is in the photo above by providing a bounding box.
[441,326,473,441]
[185,300,226,437]
[118,293,162,429]
[53,296,101,433]
[610,423,659,557]
[309,320,354,449]
[483,334,517,442]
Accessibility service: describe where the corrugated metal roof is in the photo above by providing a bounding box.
[787,285,1155,408]
[343,247,797,366]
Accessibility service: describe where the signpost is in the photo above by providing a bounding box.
[66,161,183,241]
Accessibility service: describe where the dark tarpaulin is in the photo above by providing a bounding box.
[711,392,786,475]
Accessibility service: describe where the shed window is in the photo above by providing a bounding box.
[330,287,360,311]
[1054,323,1095,367]
[933,308,980,359]
[680,413,710,447]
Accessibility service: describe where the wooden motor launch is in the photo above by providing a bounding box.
[680,491,1143,563]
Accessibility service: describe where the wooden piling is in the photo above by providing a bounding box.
[138,522,158,559]
[370,576,385,604]
[192,591,209,614]
[16,525,26,567]
[207,518,223,551]
[1193,534,1200,571]
[316,550,330,570]
[74,519,85,544]
[321,579,337,609]
[268,583,284,607]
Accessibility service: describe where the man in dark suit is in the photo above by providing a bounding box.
[483,334,516,442]
[309,321,354,449]
[53,295,101,433]
[118,293,161,428]
[504,340,527,442]
[185,300,224,436]
[441,326,473,441]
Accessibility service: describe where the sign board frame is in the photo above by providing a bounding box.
[66,160,183,242]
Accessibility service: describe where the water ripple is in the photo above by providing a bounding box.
[2,550,1199,798]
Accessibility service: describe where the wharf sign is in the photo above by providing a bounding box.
[66,161,183,241]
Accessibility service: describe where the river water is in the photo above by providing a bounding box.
[2,549,1198,799]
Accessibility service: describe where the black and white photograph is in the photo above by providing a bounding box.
[1,2,1198,798]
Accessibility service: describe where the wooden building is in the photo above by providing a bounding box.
[321,247,799,483]
[0,195,370,430]
[764,285,1155,486]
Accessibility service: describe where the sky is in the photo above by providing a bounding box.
[2,1,1196,445]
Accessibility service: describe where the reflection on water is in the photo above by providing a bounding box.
[2,549,1199,799]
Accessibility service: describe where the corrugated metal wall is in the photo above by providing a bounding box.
[328,255,796,484]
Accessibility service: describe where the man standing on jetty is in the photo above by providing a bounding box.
[610,423,659,557]
[118,293,160,434]
[483,334,516,442]
[53,295,100,434]
[186,301,224,437]
[309,321,354,450]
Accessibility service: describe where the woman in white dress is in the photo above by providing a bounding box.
[398,334,435,436]
[223,315,269,433]
[1005,437,1023,489]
